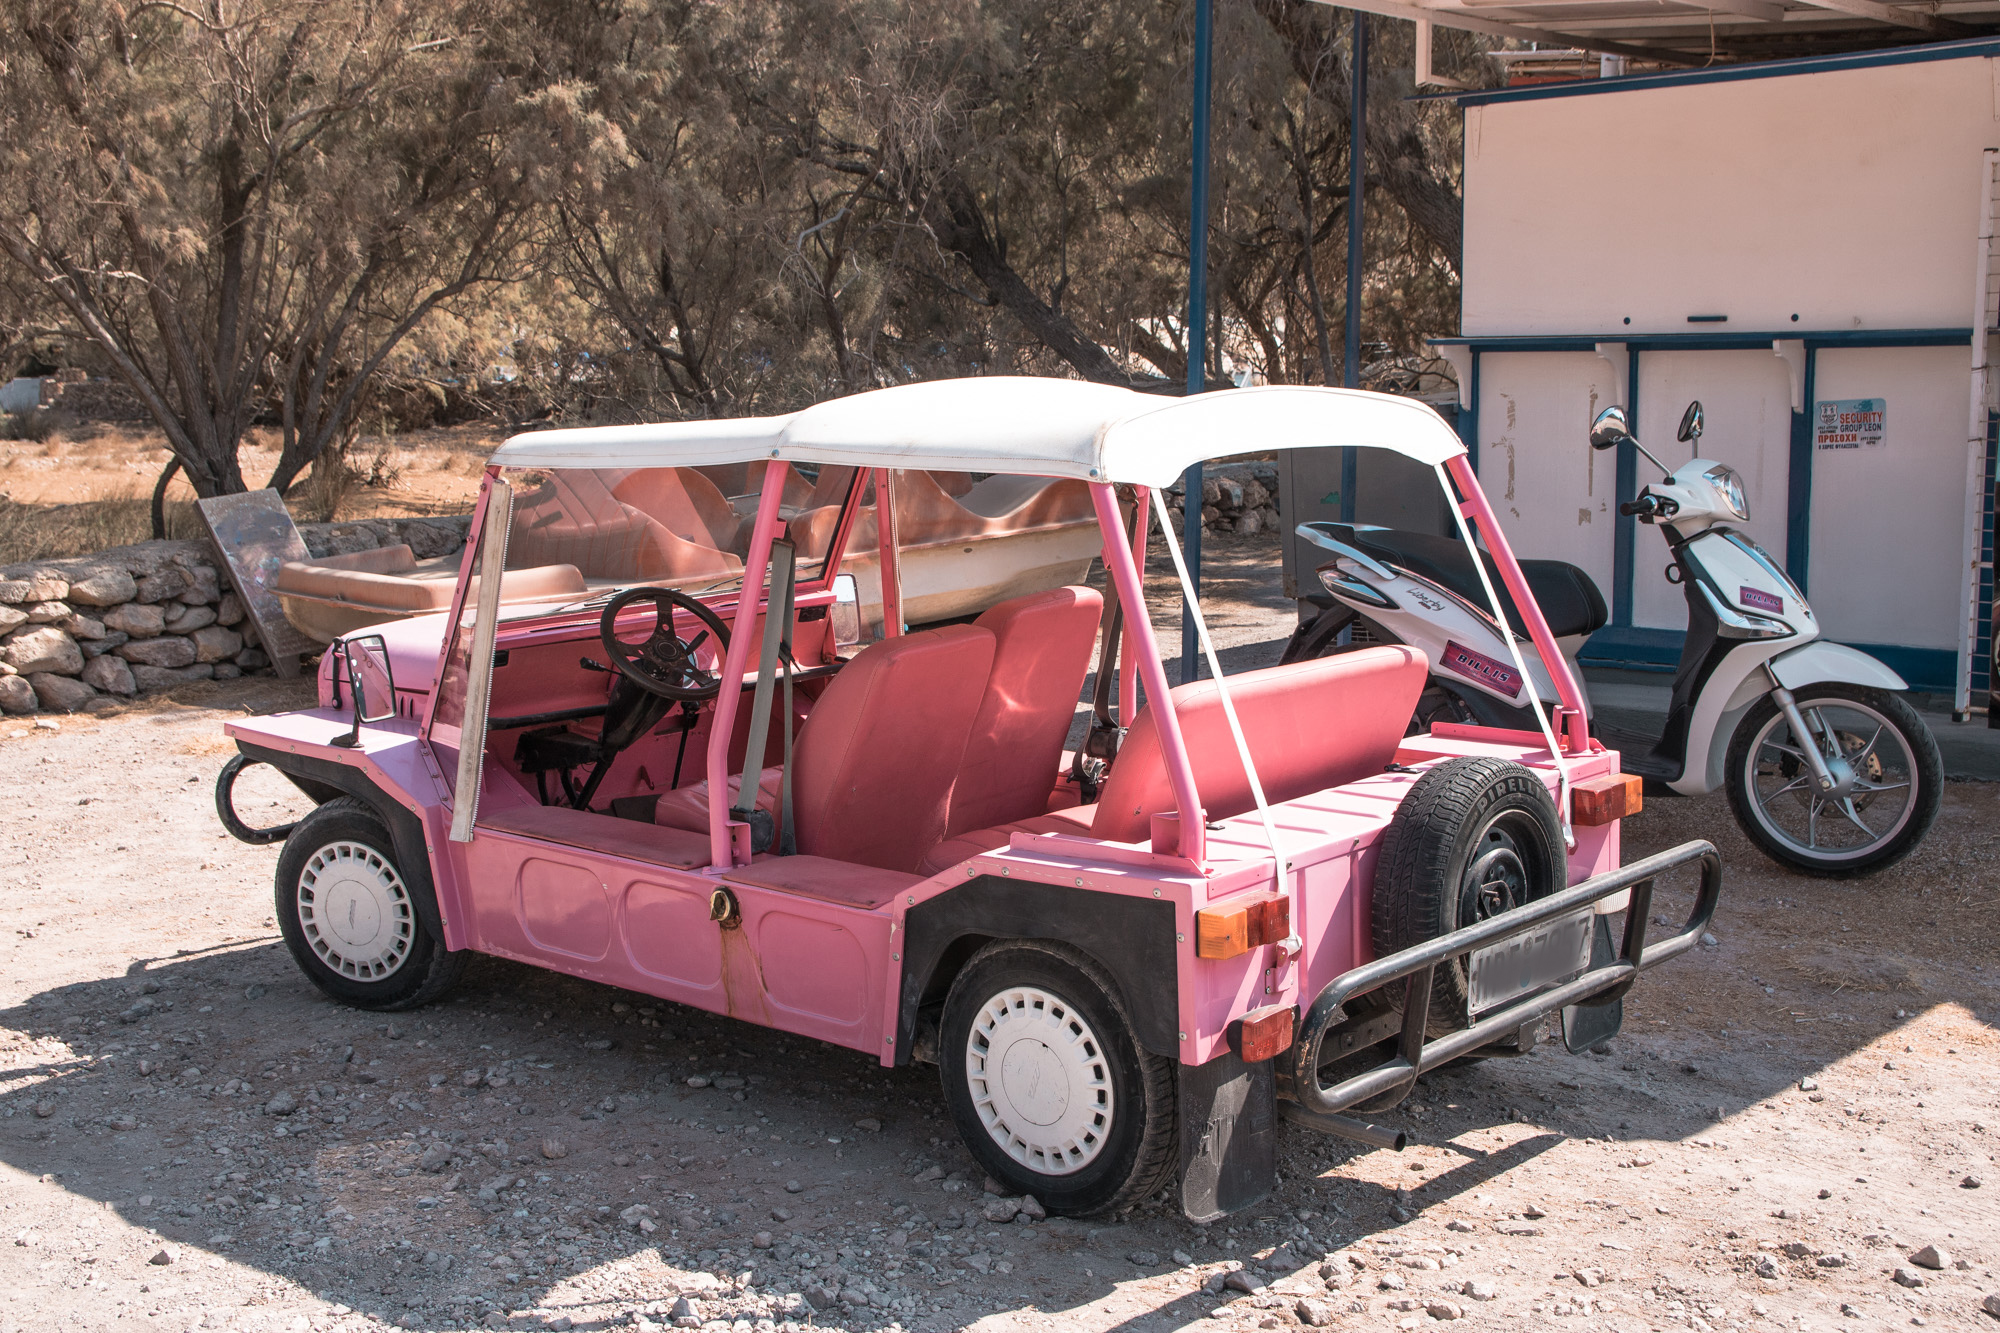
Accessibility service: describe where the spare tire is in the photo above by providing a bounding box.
[1372,756,1565,1037]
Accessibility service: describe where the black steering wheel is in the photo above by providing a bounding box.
[598,587,732,702]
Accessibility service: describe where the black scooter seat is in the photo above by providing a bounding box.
[1320,524,1609,639]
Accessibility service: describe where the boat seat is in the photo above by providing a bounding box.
[945,586,1104,836]
[611,467,748,556]
[1319,524,1608,639]
[653,624,996,874]
[275,548,587,615]
[509,470,743,583]
[919,646,1427,869]
[789,469,1095,560]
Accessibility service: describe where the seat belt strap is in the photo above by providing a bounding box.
[732,539,796,852]
[778,639,797,856]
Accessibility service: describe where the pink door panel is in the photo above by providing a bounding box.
[517,858,614,961]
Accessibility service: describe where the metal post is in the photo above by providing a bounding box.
[1179,0,1214,686]
[1337,9,1367,528]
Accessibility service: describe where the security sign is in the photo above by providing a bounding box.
[1813,398,1886,450]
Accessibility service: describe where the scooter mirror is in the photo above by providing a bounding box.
[1589,405,1633,451]
[1677,400,1704,443]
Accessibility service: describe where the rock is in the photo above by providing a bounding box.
[0,575,67,602]
[784,1179,801,1193]
[165,604,217,635]
[1572,1268,1604,1287]
[0,606,23,633]
[669,1295,696,1322]
[982,1197,1021,1223]
[214,594,245,626]
[235,646,268,671]
[118,636,196,668]
[0,675,36,714]
[1798,1077,1820,1091]
[1,626,82,675]
[28,672,95,713]
[178,565,221,604]
[1964,1174,1983,1189]
[1295,1298,1340,1327]
[147,1247,175,1266]
[67,570,137,606]
[102,603,165,638]
[541,1138,568,1159]
[1378,1272,1408,1291]
[64,612,104,639]
[983,1175,1007,1195]
[1016,1194,1046,1221]
[1224,1270,1265,1294]
[1463,1281,1498,1302]
[1128,1250,1160,1266]
[80,631,128,658]
[130,662,212,692]
[211,663,240,680]
[1910,1244,1949,1270]
[1984,1293,2000,1319]
[1427,1301,1465,1321]
[803,1282,837,1310]
[753,1231,772,1249]
[23,600,70,624]
[1892,1267,1925,1288]
[1233,510,1263,536]
[135,567,191,604]
[853,1117,882,1132]
[265,1091,297,1116]
[1817,1253,1849,1268]
[1754,1255,1781,1280]
[684,1074,711,1088]
[419,1144,453,1172]
[31,1099,54,1118]
[618,1204,657,1230]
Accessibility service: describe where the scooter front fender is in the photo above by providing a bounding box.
[1766,640,1907,693]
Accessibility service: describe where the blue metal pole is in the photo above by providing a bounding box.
[1179,0,1214,685]
[1340,8,1366,525]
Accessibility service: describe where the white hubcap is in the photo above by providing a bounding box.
[965,984,1113,1176]
[298,840,414,981]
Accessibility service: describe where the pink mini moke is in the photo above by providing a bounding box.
[216,377,1719,1222]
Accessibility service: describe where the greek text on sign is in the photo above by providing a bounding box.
[1439,640,1523,696]
[1814,398,1886,450]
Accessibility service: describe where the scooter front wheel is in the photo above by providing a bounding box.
[1724,683,1941,877]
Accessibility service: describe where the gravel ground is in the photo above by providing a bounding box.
[4,553,1999,1333]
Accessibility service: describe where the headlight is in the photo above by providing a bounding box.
[1703,464,1749,520]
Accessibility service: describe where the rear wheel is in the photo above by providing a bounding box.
[1725,684,1941,877]
[274,797,466,1010]
[1371,757,1565,1039]
[1282,611,1474,736]
[940,941,1175,1217]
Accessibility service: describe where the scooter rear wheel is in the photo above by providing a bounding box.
[1724,683,1941,877]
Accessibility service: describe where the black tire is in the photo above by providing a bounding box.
[1282,612,1475,737]
[1725,683,1941,878]
[940,940,1176,1217]
[274,797,467,1011]
[1372,757,1565,1038]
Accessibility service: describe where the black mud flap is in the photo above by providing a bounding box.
[1177,1050,1275,1224]
[1561,914,1625,1053]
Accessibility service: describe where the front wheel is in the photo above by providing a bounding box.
[940,941,1176,1216]
[1725,684,1941,877]
[274,797,467,1009]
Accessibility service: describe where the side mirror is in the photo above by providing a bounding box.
[331,634,396,748]
[830,572,863,647]
[1677,400,1704,443]
[1589,405,1633,451]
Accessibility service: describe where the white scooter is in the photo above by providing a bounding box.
[1285,400,1942,876]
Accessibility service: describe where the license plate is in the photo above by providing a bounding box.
[1466,906,1595,1014]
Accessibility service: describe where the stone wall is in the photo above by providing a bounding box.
[1164,460,1281,537]
[0,514,469,717]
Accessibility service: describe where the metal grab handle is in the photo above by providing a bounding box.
[1286,839,1722,1119]
[214,754,300,846]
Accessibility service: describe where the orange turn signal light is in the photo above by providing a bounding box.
[1195,891,1291,960]
[1230,1004,1297,1063]
[1572,771,1643,827]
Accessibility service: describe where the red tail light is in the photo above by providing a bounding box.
[1230,1004,1297,1063]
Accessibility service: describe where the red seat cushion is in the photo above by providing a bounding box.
[654,767,781,834]
[654,624,996,875]
[946,586,1103,836]
[1090,646,1428,842]
[917,807,1097,876]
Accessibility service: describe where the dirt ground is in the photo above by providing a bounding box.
[4,551,2000,1333]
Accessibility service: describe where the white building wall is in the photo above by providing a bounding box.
[1463,57,1994,334]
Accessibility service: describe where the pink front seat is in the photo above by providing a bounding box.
[917,645,1428,873]
[655,624,997,874]
[945,586,1103,836]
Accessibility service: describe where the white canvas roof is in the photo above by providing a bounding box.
[490,377,1465,487]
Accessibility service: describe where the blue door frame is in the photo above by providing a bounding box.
[1432,328,1973,691]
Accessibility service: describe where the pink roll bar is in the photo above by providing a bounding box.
[1442,455,1591,755]
[1090,482,1206,864]
[707,460,793,867]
